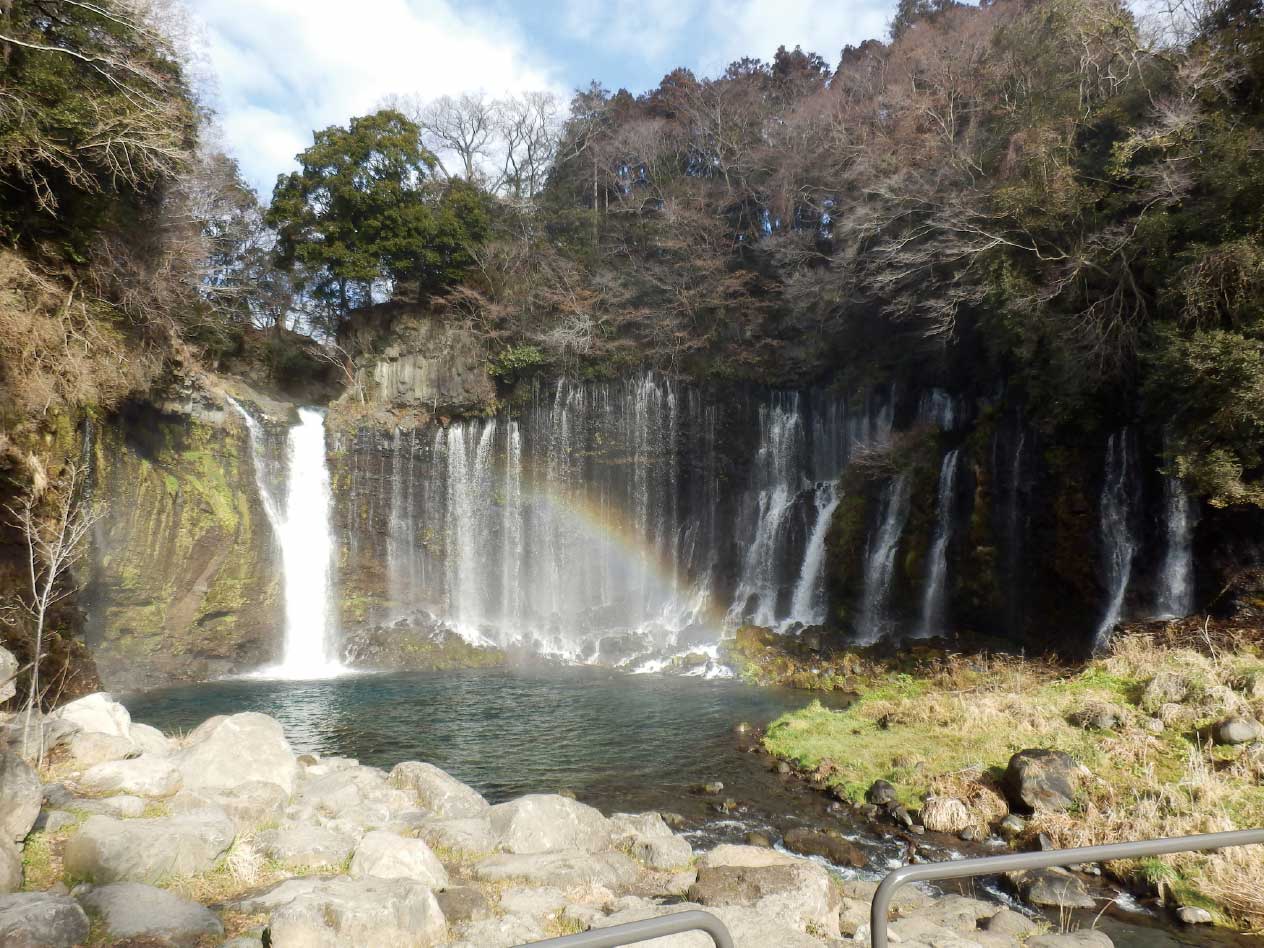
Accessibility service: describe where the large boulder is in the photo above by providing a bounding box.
[0,751,41,842]
[1213,716,1264,746]
[295,765,411,822]
[0,839,21,893]
[687,862,841,939]
[1002,749,1081,813]
[610,812,693,870]
[66,731,135,768]
[349,830,449,887]
[63,809,235,883]
[0,891,91,947]
[387,762,488,818]
[79,881,223,946]
[51,693,131,738]
[267,876,446,947]
[473,850,640,888]
[174,712,298,795]
[417,817,495,855]
[697,844,798,869]
[77,756,182,798]
[168,780,289,833]
[488,793,613,854]
[0,646,15,703]
[1006,867,1096,909]
[129,722,177,757]
[257,825,355,870]
[781,827,866,868]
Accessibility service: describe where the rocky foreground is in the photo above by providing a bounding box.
[0,694,1118,947]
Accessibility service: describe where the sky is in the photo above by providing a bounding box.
[186,0,898,197]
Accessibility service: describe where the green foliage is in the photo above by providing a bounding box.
[489,344,549,381]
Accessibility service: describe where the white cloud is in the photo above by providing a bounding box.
[189,0,567,196]
[697,0,892,75]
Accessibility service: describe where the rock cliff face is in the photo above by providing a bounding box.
[84,398,280,689]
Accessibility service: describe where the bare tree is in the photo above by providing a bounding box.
[495,92,563,203]
[6,462,102,764]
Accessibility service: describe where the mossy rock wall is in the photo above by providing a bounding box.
[85,401,280,688]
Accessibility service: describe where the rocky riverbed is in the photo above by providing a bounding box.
[0,692,1153,947]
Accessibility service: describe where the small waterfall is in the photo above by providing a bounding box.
[1155,474,1195,619]
[1095,429,1138,648]
[788,482,841,625]
[857,472,912,643]
[230,398,342,677]
[917,448,960,638]
[917,389,959,431]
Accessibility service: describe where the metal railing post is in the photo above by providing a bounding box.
[870,828,1264,948]
[517,908,734,948]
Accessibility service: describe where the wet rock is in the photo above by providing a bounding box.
[1213,716,1264,745]
[866,779,897,806]
[64,810,235,883]
[76,756,182,799]
[388,761,489,818]
[960,826,981,842]
[0,891,91,947]
[781,826,866,868]
[174,712,298,795]
[435,886,492,926]
[694,781,724,794]
[1006,867,1096,909]
[1002,749,1080,813]
[688,862,841,939]
[418,816,495,854]
[921,796,972,834]
[0,751,41,843]
[267,876,446,947]
[474,849,640,888]
[51,693,131,738]
[660,811,687,829]
[774,760,791,775]
[349,830,448,886]
[887,803,915,828]
[1177,905,1213,924]
[488,793,613,854]
[79,881,223,946]
[714,797,739,814]
[257,824,355,870]
[999,814,1026,839]
[744,831,772,848]
[0,839,20,893]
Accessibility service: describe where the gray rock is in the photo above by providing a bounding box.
[999,814,1026,839]
[417,816,495,854]
[349,830,448,886]
[63,794,146,819]
[257,824,355,870]
[1002,749,1080,813]
[497,884,566,917]
[1177,905,1213,924]
[223,877,325,914]
[128,722,176,757]
[449,914,546,948]
[296,765,410,822]
[435,886,492,926]
[168,780,288,833]
[488,793,613,854]
[0,839,21,893]
[744,831,772,848]
[986,907,1039,936]
[0,891,91,947]
[474,849,640,887]
[0,711,79,763]
[0,647,15,704]
[66,731,135,768]
[175,712,298,795]
[184,715,226,744]
[866,779,897,806]
[41,810,79,833]
[697,844,798,869]
[1006,867,1096,909]
[781,826,866,867]
[63,809,235,883]
[79,881,223,946]
[76,756,182,798]
[1213,716,1264,746]
[610,812,693,869]
[51,693,131,738]
[0,751,41,842]
[221,936,265,948]
[387,761,488,818]
[687,862,841,939]
[267,876,446,947]
[1027,932,1113,947]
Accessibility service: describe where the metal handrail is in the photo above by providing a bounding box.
[517,908,734,947]
[870,828,1264,948]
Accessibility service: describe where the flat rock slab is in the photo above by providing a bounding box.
[63,809,235,883]
[257,824,354,870]
[79,881,223,946]
[488,793,613,854]
[388,761,489,818]
[267,876,446,947]
[0,891,91,947]
[1006,867,1096,909]
[474,850,641,888]
[77,756,182,798]
[418,816,495,854]
[697,844,800,869]
[349,830,448,887]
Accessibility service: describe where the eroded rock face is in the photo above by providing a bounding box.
[79,882,224,947]
[0,892,91,947]
[0,751,41,843]
[174,712,298,795]
[488,793,613,854]
[388,761,489,818]
[1002,749,1081,813]
[63,810,235,883]
[266,876,447,948]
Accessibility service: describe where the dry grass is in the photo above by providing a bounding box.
[764,632,1264,930]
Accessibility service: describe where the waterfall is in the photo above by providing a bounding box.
[917,448,960,638]
[1095,430,1138,648]
[788,482,840,625]
[1155,474,1195,619]
[230,399,342,677]
[857,472,912,643]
